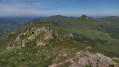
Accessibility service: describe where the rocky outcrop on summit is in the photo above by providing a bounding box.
[7,26,56,49]
[49,51,119,67]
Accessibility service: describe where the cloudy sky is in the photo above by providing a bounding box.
[0,0,119,16]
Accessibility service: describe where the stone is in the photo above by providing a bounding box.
[21,42,25,47]
[54,32,59,36]
[44,32,53,40]
[15,34,23,41]
[8,43,12,47]
[37,41,46,47]
[28,35,35,40]
[63,53,67,57]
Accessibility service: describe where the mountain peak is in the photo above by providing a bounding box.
[81,14,87,17]
[50,15,67,18]
[79,14,89,20]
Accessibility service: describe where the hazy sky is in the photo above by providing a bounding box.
[0,0,119,16]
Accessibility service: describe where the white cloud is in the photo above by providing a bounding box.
[0,1,53,16]
[0,6,52,16]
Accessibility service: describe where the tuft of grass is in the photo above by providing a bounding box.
[73,58,79,62]
[113,59,119,64]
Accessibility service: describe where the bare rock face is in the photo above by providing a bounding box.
[7,26,54,49]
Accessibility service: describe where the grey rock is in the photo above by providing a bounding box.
[69,51,119,67]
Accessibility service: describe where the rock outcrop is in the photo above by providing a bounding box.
[49,51,119,67]
[7,26,55,49]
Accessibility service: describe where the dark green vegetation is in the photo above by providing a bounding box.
[113,58,119,64]
[0,15,119,66]
[0,17,35,36]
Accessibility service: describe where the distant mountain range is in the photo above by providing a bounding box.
[0,17,36,36]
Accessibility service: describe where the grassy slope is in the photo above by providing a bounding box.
[0,31,86,67]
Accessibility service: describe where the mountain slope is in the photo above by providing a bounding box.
[0,26,119,67]
[1,15,119,57]
[0,15,119,67]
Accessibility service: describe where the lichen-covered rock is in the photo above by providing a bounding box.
[49,51,119,67]
[69,51,119,67]
[37,41,46,47]
[44,32,53,40]
[8,26,55,49]
[15,33,23,41]
[28,35,36,40]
